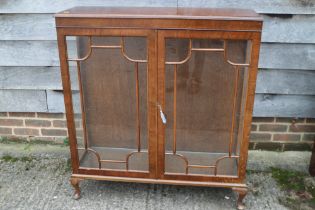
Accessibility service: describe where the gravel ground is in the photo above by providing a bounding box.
[0,143,312,210]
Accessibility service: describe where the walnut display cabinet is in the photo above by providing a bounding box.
[55,7,262,209]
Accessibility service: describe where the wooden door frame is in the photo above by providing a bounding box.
[157,29,261,183]
[57,27,158,179]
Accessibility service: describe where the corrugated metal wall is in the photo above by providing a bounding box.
[0,0,314,117]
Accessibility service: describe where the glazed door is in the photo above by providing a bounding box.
[58,29,157,178]
[157,30,260,182]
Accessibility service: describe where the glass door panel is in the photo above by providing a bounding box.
[67,36,149,172]
[163,38,250,177]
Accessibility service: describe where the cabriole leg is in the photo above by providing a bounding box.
[232,187,248,210]
[70,177,83,200]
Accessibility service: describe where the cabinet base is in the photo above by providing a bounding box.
[70,174,248,209]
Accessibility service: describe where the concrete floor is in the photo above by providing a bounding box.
[0,143,312,210]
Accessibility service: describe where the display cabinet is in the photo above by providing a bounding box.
[55,7,262,209]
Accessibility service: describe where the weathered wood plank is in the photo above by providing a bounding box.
[262,14,315,43]
[0,14,314,43]
[0,67,60,89]
[2,67,315,96]
[0,41,76,66]
[0,0,314,14]
[0,67,77,90]
[0,41,60,66]
[0,92,313,117]
[256,69,315,95]
[46,91,315,117]
[0,89,313,117]
[259,43,315,70]
[1,14,315,43]
[178,0,315,14]
[0,0,177,13]
[47,90,80,113]
[253,94,315,118]
[0,90,47,112]
[0,14,56,41]
[1,41,315,70]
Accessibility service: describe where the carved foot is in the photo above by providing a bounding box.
[70,177,83,200]
[232,187,248,210]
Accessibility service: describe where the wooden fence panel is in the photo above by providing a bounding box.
[178,0,315,14]
[262,15,315,43]
[259,43,315,70]
[254,94,315,118]
[0,90,47,112]
[1,14,315,43]
[2,67,315,96]
[47,90,80,113]
[0,0,177,13]
[256,69,315,95]
[0,14,55,40]
[1,1,315,117]
[1,41,315,70]
[0,67,77,90]
[46,91,315,117]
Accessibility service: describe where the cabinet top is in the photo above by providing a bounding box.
[55,7,262,21]
[55,7,262,31]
